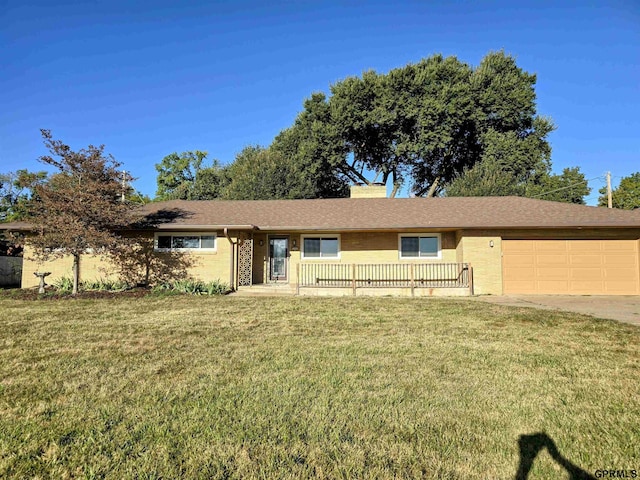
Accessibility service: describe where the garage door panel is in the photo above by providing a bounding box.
[568,242,602,253]
[503,239,639,295]
[571,268,605,280]
[536,268,570,280]
[536,281,570,293]
[503,241,535,253]
[606,282,639,294]
[536,254,569,266]
[570,281,604,293]
[534,241,568,253]
[604,267,638,281]
[503,256,535,268]
[602,255,635,267]
[600,240,637,252]
[507,280,537,291]
[503,271,536,282]
[570,255,604,266]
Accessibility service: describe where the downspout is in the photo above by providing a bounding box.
[224,228,236,291]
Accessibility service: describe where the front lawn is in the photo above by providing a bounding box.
[0,296,638,479]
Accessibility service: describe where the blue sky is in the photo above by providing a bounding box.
[1,0,638,203]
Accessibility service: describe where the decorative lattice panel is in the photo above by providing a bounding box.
[238,236,253,286]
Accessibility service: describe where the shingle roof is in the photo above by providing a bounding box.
[0,221,31,232]
[132,197,640,231]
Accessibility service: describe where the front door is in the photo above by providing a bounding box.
[269,237,288,282]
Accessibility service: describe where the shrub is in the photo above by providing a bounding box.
[52,276,73,293]
[201,281,229,295]
[151,279,229,296]
[82,277,130,292]
[51,276,131,293]
[51,277,229,295]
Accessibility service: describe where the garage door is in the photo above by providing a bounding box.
[503,240,640,295]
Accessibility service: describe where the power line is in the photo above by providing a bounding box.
[530,176,605,199]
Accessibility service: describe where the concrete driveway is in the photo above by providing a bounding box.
[473,295,640,326]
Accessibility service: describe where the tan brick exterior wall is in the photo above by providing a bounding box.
[21,231,236,289]
[252,233,268,284]
[22,246,96,289]
[256,231,458,285]
[185,234,233,286]
[456,231,503,295]
[455,231,464,263]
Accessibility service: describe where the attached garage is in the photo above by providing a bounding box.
[503,239,640,295]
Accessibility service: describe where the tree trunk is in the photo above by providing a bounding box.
[144,262,150,286]
[340,163,371,185]
[72,254,80,295]
[426,177,440,197]
[390,170,400,198]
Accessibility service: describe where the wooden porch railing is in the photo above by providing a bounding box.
[297,263,473,295]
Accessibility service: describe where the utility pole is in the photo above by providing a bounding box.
[121,170,127,203]
[606,171,613,209]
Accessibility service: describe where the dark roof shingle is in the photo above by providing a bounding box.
[134,197,640,231]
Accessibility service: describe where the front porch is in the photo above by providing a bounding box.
[235,261,473,297]
[296,262,473,297]
[232,231,473,296]
[233,283,297,296]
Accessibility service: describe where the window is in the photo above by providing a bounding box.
[155,233,216,251]
[399,234,441,259]
[302,235,340,259]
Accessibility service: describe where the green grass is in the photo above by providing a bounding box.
[0,296,638,479]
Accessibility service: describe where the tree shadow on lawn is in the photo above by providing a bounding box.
[515,432,596,480]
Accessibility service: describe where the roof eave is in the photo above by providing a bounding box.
[0,224,33,232]
[152,224,258,231]
[257,224,640,231]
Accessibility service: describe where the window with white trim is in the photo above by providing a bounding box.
[155,233,217,251]
[399,234,441,259]
[301,235,340,259]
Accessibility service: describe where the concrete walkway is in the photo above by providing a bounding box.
[472,295,640,326]
[230,284,297,296]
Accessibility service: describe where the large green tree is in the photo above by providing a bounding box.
[439,53,566,200]
[0,169,48,222]
[445,160,590,204]
[270,93,350,198]
[156,52,565,201]
[155,151,227,200]
[528,167,591,204]
[222,146,333,200]
[410,52,554,196]
[444,159,522,197]
[275,51,555,198]
[599,172,640,209]
[400,55,479,196]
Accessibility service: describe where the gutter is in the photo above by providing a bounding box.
[254,224,640,231]
[153,224,256,231]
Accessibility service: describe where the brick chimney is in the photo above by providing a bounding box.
[349,183,387,198]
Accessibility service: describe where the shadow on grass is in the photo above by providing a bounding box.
[515,432,596,480]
